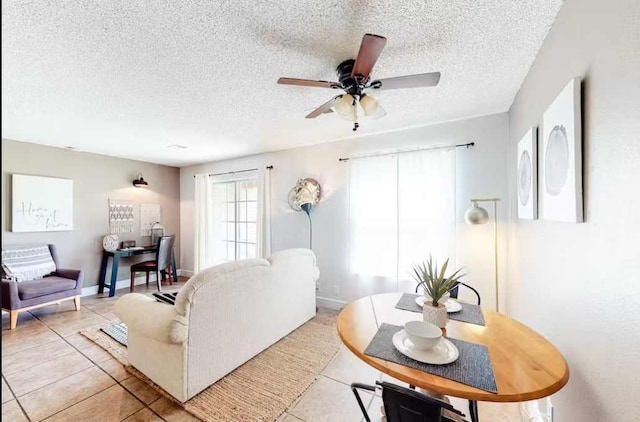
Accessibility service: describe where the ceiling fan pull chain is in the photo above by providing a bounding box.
[353,122,359,132]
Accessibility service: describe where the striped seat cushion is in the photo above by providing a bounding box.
[152,291,178,305]
[1,245,56,282]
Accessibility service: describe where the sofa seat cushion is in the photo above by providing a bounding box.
[18,277,77,300]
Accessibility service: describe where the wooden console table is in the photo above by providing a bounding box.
[98,247,178,297]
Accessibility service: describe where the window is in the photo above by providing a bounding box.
[211,178,258,264]
[349,148,456,282]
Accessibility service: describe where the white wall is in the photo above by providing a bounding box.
[507,0,640,420]
[181,113,509,308]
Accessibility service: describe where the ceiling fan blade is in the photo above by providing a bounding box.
[305,97,339,119]
[278,77,339,89]
[351,34,387,79]
[370,72,441,90]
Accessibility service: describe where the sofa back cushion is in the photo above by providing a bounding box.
[1,244,57,282]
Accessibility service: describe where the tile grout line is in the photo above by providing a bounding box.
[51,309,167,421]
[6,284,183,421]
[1,336,72,360]
[23,336,149,422]
[142,397,168,422]
[3,374,33,422]
[10,308,117,420]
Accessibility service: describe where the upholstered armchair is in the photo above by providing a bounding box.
[1,244,84,329]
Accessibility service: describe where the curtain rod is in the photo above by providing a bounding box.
[193,166,273,178]
[337,142,475,162]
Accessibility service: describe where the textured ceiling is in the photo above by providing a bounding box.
[2,0,562,167]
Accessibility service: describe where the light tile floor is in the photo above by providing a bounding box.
[2,280,522,421]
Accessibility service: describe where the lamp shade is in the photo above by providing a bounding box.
[132,174,148,188]
[465,202,489,224]
[359,94,379,116]
[334,94,354,116]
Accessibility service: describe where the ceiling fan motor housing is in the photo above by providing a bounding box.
[336,59,361,95]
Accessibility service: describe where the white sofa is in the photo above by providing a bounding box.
[114,248,318,402]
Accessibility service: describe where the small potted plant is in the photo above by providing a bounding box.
[412,256,466,329]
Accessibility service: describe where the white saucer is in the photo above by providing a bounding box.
[392,329,459,365]
[415,296,463,313]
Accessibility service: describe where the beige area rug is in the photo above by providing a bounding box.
[81,311,340,422]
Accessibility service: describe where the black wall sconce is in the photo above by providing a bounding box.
[132,173,148,188]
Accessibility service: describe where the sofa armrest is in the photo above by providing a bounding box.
[53,269,84,290]
[114,293,188,344]
[1,279,20,310]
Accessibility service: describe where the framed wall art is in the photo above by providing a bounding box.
[517,127,538,220]
[12,174,73,232]
[541,78,583,223]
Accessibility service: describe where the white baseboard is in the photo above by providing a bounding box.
[81,276,154,297]
[178,269,194,277]
[82,269,191,297]
[316,296,347,310]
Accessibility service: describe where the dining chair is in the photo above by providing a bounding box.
[130,235,175,292]
[448,282,481,306]
[413,281,481,421]
[352,381,468,422]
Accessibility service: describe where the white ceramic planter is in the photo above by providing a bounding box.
[422,303,448,328]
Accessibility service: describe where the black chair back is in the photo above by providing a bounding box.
[156,235,175,270]
[352,381,466,422]
[448,282,481,306]
[415,282,481,306]
[382,382,445,422]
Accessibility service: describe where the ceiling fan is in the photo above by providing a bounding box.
[277,34,441,131]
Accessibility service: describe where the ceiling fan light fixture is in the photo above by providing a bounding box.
[334,94,355,117]
[277,34,441,131]
[359,94,379,116]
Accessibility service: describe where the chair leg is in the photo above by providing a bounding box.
[146,271,149,287]
[130,272,135,292]
[9,310,18,330]
[167,267,173,285]
[351,383,376,422]
[73,296,81,311]
[469,400,479,422]
[156,270,162,291]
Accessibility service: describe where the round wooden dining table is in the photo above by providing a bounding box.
[337,293,569,404]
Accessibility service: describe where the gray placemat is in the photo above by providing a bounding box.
[395,293,486,326]
[100,322,128,347]
[364,323,497,394]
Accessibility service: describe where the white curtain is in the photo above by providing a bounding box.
[349,148,456,286]
[349,154,398,278]
[194,173,213,273]
[194,168,271,273]
[257,167,272,258]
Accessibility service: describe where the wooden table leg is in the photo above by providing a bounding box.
[108,256,119,297]
[98,254,109,294]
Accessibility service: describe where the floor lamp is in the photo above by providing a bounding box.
[464,198,500,312]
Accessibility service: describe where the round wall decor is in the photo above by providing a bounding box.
[545,125,569,196]
[288,178,322,211]
[102,234,119,252]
